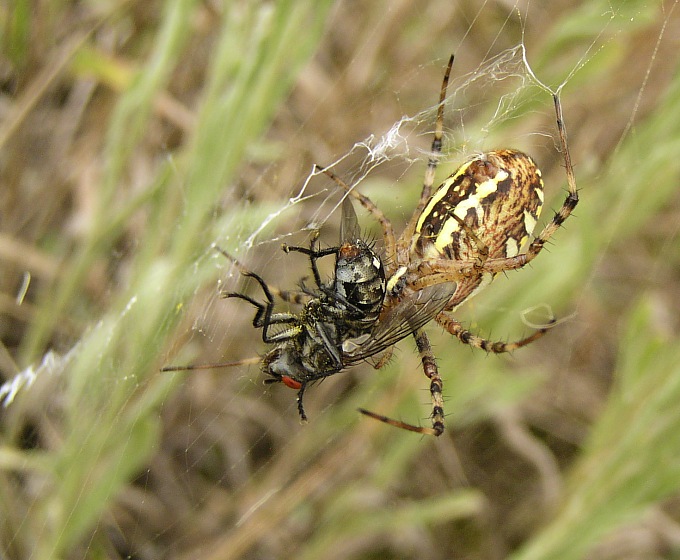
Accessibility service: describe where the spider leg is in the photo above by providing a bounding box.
[160,356,261,373]
[410,253,531,287]
[521,94,579,265]
[435,312,555,353]
[358,408,440,435]
[398,55,454,260]
[359,329,444,436]
[415,328,445,435]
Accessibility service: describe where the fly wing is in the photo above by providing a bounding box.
[342,282,456,364]
[340,197,361,243]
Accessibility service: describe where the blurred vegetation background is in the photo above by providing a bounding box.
[2,1,680,559]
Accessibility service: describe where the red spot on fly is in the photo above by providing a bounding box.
[281,376,302,390]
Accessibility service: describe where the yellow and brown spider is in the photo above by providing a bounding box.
[319,54,578,436]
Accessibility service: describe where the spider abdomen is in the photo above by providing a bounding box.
[414,149,544,262]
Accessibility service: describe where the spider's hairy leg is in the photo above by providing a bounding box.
[409,152,576,278]
[522,94,579,265]
[398,54,454,260]
[316,165,398,274]
[443,213,491,271]
[435,312,556,353]
[358,329,444,436]
[415,328,445,435]
[407,253,538,288]
[213,245,251,276]
[161,356,261,373]
[358,408,440,435]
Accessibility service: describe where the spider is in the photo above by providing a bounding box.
[318,54,578,436]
